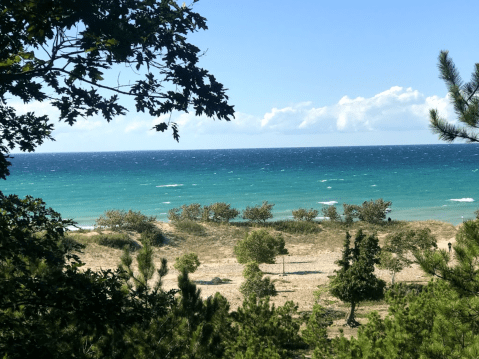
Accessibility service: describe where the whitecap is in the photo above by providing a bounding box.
[156,184,183,187]
[320,180,327,182]
[450,198,474,202]
[162,201,171,204]
[327,186,332,189]
[371,184,377,187]
[318,201,338,205]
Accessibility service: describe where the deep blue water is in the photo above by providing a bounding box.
[2,144,479,227]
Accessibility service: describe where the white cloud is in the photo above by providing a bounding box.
[230,86,453,135]
[165,86,453,136]
[8,86,455,152]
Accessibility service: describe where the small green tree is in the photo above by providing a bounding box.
[357,199,392,224]
[292,208,319,221]
[95,209,156,233]
[234,229,288,265]
[239,262,277,298]
[342,203,358,224]
[429,51,479,143]
[180,203,202,221]
[379,229,437,285]
[174,252,201,274]
[321,205,341,222]
[168,207,181,222]
[209,202,240,223]
[242,201,274,224]
[329,230,386,327]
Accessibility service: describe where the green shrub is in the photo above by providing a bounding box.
[270,220,321,234]
[201,205,212,222]
[180,203,202,221]
[239,262,277,298]
[342,203,357,224]
[321,205,341,222]
[174,219,205,235]
[139,226,164,246]
[226,295,304,358]
[168,203,203,222]
[95,209,156,232]
[209,202,239,223]
[234,229,288,264]
[357,198,392,224]
[301,303,331,349]
[341,199,392,225]
[292,208,318,221]
[174,252,200,274]
[242,201,274,224]
[167,208,181,222]
[96,233,138,250]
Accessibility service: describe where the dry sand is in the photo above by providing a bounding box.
[76,220,460,338]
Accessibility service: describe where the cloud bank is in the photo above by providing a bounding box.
[9,86,453,151]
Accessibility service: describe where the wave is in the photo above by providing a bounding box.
[156,184,183,187]
[450,198,474,202]
[318,201,338,205]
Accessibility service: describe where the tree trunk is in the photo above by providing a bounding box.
[346,301,359,327]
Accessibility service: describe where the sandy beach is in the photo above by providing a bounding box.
[75,219,459,338]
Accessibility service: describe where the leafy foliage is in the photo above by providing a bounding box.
[269,220,321,234]
[379,228,437,284]
[239,262,277,298]
[429,51,479,143]
[0,0,234,178]
[321,205,341,222]
[139,226,165,246]
[208,202,240,223]
[234,229,288,264]
[0,194,134,358]
[242,201,275,223]
[329,230,386,327]
[174,252,201,274]
[173,218,206,235]
[96,232,136,250]
[292,208,319,221]
[95,209,157,233]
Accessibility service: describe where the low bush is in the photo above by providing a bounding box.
[95,209,156,233]
[96,233,138,250]
[139,226,165,246]
[242,201,274,224]
[292,208,318,222]
[208,202,240,223]
[321,205,341,222]
[270,220,321,234]
[174,252,201,274]
[239,262,277,298]
[234,229,288,264]
[180,203,202,221]
[174,219,205,235]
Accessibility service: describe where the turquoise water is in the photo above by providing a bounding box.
[3,144,479,227]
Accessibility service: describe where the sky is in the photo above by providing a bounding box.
[11,0,479,152]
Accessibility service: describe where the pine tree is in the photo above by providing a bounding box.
[430,51,479,142]
[329,230,386,327]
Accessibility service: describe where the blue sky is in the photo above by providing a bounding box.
[13,0,479,152]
